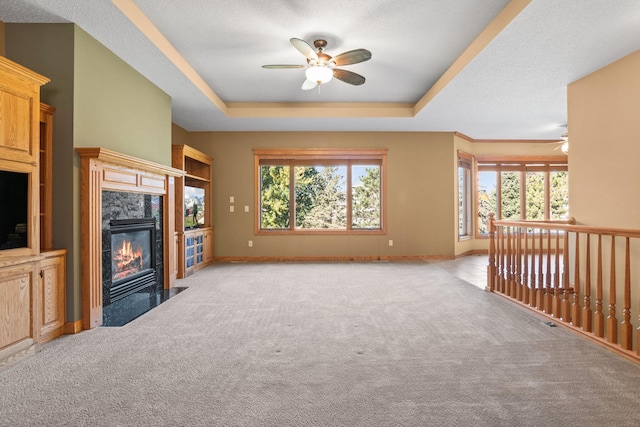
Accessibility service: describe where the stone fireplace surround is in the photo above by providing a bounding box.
[77,148,183,329]
[101,192,163,325]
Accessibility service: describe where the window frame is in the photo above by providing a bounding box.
[254,148,387,235]
[457,151,473,240]
[475,155,568,238]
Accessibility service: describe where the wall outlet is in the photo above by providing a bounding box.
[244,205,249,212]
[248,240,253,247]
[388,239,394,247]
[229,205,234,213]
[229,196,234,203]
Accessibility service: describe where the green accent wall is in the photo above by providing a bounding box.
[5,24,172,322]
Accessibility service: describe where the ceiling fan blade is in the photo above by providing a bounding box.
[301,79,318,90]
[262,64,305,69]
[290,38,318,61]
[333,69,366,86]
[332,49,372,66]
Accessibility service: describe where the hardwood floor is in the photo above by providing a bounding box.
[430,255,488,290]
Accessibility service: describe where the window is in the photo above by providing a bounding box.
[255,148,386,234]
[476,156,568,235]
[458,152,472,239]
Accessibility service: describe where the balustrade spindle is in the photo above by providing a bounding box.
[572,233,581,328]
[487,213,496,292]
[562,230,571,323]
[538,229,545,311]
[507,227,514,297]
[553,231,561,318]
[595,234,605,338]
[622,237,632,350]
[583,234,592,332]
[498,226,505,293]
[545,230,553,313]
[516,227,523,301]
[522,227,529,305]
[607,236,618,344]
[529,228,537,307]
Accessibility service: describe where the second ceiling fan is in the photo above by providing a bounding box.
[262,38,372,90]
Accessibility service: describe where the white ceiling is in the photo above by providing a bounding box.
[2,0,640,139]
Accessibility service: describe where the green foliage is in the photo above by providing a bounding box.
[294,166,320,226]
[478,172,497,234]
[501,172,521,220]
[260,165,290,229]
[525,172,545,220]
[352,166,381,228]
[297,166,346,229]
[550,171,569,219]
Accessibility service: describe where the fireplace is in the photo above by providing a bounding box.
[78,148,184,330]
[108,218,156,304]
[100,190,168,325]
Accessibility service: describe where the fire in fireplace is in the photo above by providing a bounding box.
[107,218,157,304]
[112,229,151,281]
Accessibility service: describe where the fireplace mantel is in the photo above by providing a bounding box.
[77,148,184,329]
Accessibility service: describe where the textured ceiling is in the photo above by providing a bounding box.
[2,0,640,139]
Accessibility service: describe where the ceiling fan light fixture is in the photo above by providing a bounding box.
[305,66,333,84]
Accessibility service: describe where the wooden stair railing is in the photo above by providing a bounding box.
[486,213,640,363]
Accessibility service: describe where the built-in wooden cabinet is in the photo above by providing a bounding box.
[38,249,66,343]
[172,144,214,277]
[0,56,49,369]
[182,227,215,276]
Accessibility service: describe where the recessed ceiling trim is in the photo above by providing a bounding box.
[413,0,532,115]
[112,0,530,122]
[111,0,227,114]
[225,103,414,118]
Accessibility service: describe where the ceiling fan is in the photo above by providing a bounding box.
[262,38,372,90]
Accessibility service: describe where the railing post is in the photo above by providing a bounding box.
[622,237,632,350]
[562,230,571,323]
[571,232,581,328]
[583,234,593,332]
[486,213,496,292]
[607,236,618,344]
[594,235,605,338]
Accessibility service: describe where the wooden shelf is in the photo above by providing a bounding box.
[172,145,214,278]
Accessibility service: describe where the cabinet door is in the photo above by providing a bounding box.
[195,232,205,266]
[185,234,195,271]
[39,253,66,343]
[204,229,214,263]
[0,262,38,356]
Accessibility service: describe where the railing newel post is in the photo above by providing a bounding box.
[486,213,496,293]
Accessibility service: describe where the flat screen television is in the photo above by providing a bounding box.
[184,185,205,229]
[0,170,29,250]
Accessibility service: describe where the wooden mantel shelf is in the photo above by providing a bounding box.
[76,147,184,178]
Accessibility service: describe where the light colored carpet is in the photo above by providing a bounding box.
[1,262,640,426]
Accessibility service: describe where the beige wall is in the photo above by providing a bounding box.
[177,129,563,260]
[5,24,172,321]
[568,49,640,228]
[183,131,456,259]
